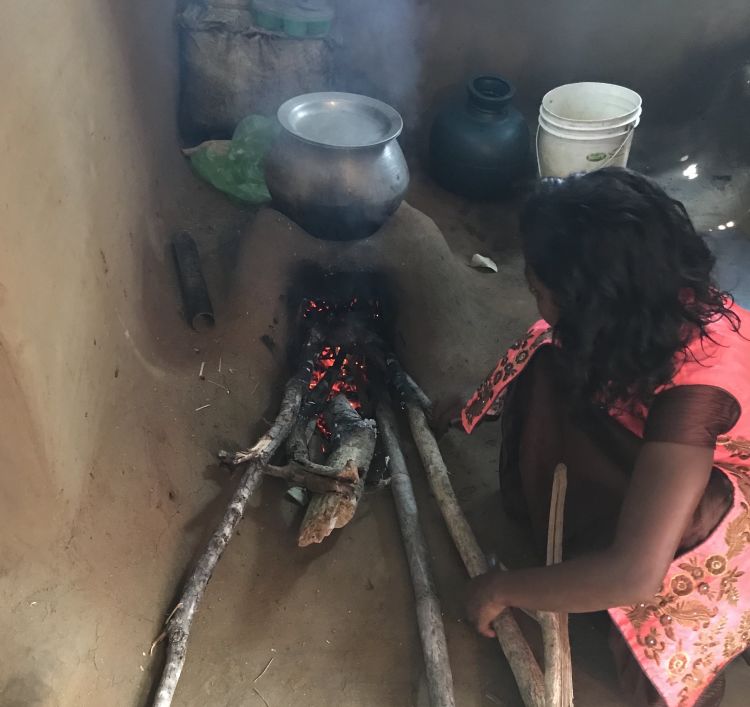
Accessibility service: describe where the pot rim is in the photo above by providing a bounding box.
[277,92,404,149]
[467,75,516,112]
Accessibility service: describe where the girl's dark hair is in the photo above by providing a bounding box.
[521,167,739,410]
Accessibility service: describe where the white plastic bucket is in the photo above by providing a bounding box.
[536,82,642,177]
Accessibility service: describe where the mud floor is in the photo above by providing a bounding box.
[145,153,749,707]
[3,135,750,707]
[150,99,750,706]
[3,17,750,701]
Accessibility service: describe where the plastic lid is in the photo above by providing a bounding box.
[278,92,403,148]
[252,0,284,14]
[253,0,333,21]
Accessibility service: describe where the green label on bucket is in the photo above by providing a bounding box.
[586,152,609,162]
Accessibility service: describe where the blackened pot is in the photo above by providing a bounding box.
[430,75,529,199]
[265,92,410,241]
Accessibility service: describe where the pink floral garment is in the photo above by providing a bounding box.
[461,306,750,706]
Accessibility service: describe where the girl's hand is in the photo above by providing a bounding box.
[466,573,506,638]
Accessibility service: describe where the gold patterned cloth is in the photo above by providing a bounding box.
[609,467,750,707]
[608,307,750,705]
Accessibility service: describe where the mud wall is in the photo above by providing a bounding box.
[0,2,202,704]
[333,0,750,140]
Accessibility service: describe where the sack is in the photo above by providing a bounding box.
[179,1,333,140]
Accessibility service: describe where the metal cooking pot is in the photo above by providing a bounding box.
[265,92,409,241]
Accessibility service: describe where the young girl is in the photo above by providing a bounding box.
[458,168,750,706]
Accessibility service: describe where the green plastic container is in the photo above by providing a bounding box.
[283,17,308,37]
[252,0,333,37]
[305,18,332,36]
[254,7,283,31]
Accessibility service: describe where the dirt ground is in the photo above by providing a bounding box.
[6,154,748,707]
[140,148,750,707]
[149,98,750,706]
[3,56,750,707]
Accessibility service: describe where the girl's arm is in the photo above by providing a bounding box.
[467,441,713,636]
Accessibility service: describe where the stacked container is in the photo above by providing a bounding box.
[252,0,334,37]
[536,82,643,177]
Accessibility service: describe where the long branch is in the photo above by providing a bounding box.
[151,377,307,707]
[405,403,545,707]
[377,401,456,707]
[540,465,573,707]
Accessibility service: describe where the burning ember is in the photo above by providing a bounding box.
[303,295,382,322]
[308,346,365,406]
[303,297,376,437]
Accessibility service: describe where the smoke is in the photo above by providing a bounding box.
[332,0,427,130]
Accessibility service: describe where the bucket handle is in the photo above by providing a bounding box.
[535,121,636,177]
